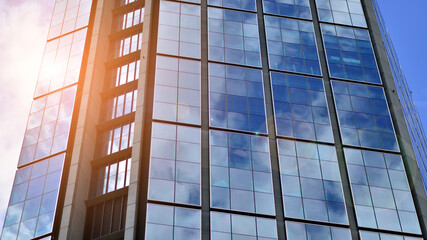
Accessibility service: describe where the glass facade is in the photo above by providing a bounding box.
[271,72,333,142]
[321,24,381,84]
[263,0,312,19]
[209,63,267,133]
[154,56,201,125]
[345,148,421,234]
[208,7,261,67]
[3,0,427,239]
[1,0,93,238]
[265,16,321,75]
[278,139,347,224]
[315,0,367,27]
[2,155,64,239]
[148,123,201,205]
[332,80,399,151]
[210,130,274,214]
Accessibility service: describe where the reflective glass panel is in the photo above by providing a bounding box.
[115,7,145,31]
[149,123,201,206]
[19,86,77,166]
[102,89,137,121]
[96,121,135,157]
[265,16,321,75]
[158,0,201,59]
[209,63,267,133]
[98,157,132,195]
[47,0,92,39]
[315,0,367,27]
[208,7,261,67]
[286,221,351,240]
[278,139,347,224]
[145,204,201,240]
[208,0,256,11]
[263,0,311,19]
[344,148,421,234]
[332,81,399,151]
[1,154,64,239]
[154,56,201,125]
[271,72,333,142]
[112,32,143,58]
[111,59,140,88]
[210,130,274,215]
[35,29,87,97]
[322,24,381,84]
[211,212,278,239]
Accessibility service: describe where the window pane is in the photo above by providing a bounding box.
[210,130,274,215]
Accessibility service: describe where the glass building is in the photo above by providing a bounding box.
[1,0,427,239]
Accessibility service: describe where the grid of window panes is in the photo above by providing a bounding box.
[112,32,143,58]
[265,16,321,75]
[360,231,423,240]
[98,157,131,196]
[115,7,145,31]
[321,24,381,84]
[1,154,64,240]
[271,72,333,142]
[332,80,399,151]
[47,0,92,39]
[157,0,201,59]
[208,0,256,11]
[111,59,140,88]
[153,56,201,125]
[263,0,312,19]
[209,63,267,133]
[96,121,135,157]
[210,130,275,215]
[148,123,201,206]
[315,0,367,28]
[102,89,137,122]
[211,212,278,239]
[19,86,77,167]
[208,7,261,67]
[286,221,352,240]
[277,139,348,224]
[35,29,87,97]
[145,204,201,240]
[344,148,421,234]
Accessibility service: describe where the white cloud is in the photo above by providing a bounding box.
[0,0,54,230]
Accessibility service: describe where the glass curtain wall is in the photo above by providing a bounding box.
[142,0,424,239]
[1,0,93,239]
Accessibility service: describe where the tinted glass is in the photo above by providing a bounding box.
[210,130,274,215]
[332,81,398,151]
[322,24,381,84]
[265,16,321,75]
[149,123,201,205]
[345,148,421,234]
[271,72,333,142]
[208,7,261,67]
[209,63,267,133]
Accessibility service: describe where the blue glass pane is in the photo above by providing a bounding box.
[265,16,321,75]
[210,130,274,215]
[278,139,347,224]
[209,63,267,133]
[322,24,380,84]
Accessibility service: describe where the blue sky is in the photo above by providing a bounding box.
[0,0,426,232]
[377,0,427,122]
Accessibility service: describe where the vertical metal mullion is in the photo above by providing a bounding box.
[255,1,286,239]
[201,0,211,239]
[308,0,360,239]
